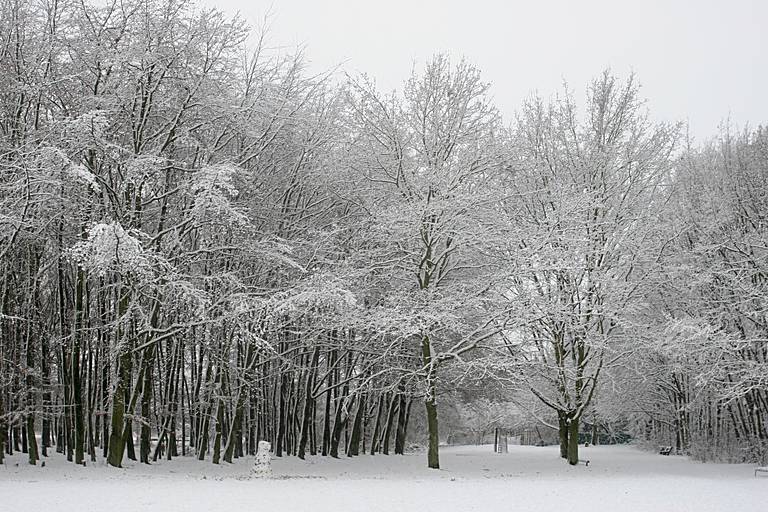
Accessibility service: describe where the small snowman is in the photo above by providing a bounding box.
[252,440,272,478]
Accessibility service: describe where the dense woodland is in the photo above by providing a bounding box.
[1,0,766,471]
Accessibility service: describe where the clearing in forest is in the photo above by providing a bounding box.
[1,444,764,512]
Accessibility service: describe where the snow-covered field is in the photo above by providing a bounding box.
[1,444,765,511]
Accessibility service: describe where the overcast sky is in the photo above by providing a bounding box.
[207,0,766,140]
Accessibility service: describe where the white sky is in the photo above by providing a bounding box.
[207,0,767,140]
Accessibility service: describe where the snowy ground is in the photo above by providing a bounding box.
[1,444,765,511]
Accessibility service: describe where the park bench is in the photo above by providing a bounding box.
[659,446,672,456]
[755,466,768,477]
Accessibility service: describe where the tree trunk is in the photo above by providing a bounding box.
[41,331,50,458]
[394,392,408,455]
[558,412,568,459]
[0,397,5,464]
[25,415,38,465]
[421,335,439,469]
[72,267,86,465]
[212,395,225,464]
[321,350,336,456]
[382,392,398,455]
[298,347,319,459]
[347,393,365,457]
[424,395,439,469]
[370,394,384,455]
[567,416,579,465]
[223,389,246,463]
[107,287,131,468]
[139,348,154,464]
[329,383,348,459]
[276,371,287,457]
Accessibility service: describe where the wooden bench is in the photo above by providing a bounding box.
[755,466,768,477]
[659,446,672,456]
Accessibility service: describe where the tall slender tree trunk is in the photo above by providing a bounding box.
[394,392,408,454]
[298,347,319,459]
[321,350,336,456]
[347,393,365,456]
[40,310,51,458]
[72,267,86,465]
[382,392,398,455]
[370,394,384,455]
[139,346,155,464]
[107,286,131,468]
[276,370,286,457]
[24,272,39,465]
[212,395,224,464]
[421,335,439,469]
[223,388,246,463]
[558,412,569,459]
[330,381,349,459]
[0,398,5,465]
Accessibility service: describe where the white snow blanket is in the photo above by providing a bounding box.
[1,445,764,512]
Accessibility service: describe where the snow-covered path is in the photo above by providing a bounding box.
[1,444,765,511]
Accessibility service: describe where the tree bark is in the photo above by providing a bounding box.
[298,347,319,459]
[558,412,568,459]
[347,393,365,456]
[567,416,580,465]
[421,335,439,469]
[107,286,131,468]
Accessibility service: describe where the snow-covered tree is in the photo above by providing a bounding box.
[501,72,678,464]
[343,55,507,468]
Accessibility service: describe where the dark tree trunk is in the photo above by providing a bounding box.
[347,393,365,456]
[276,370,287,457]
[107,288,131,468]
[382,392,398,455]
[330,386,348,458]
[558,412,569,459]
[370,394,384,455]
[41,317,51,458]
[72,267,86,465]
[223,389,246,463]
[394,392,408,455]
[140,350,153,464]
[25,415,38,465]
[298,347,319,459]
[321,350,336,456]
[212,395,224,464]
[107,350,130,467]
[421,335,439,469]
[567,416,580,465]
[0,397,5,464]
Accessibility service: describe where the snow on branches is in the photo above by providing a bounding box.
[190,163,248,226]
[37,147,100,193]
[64,110,111,149]
[70,222,149,277]
[273,273,358,327]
